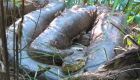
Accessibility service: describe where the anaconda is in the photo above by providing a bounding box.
[62,45,87,74]
[29,6,97,66]
[62,7,124,74]
[6,2,65,79]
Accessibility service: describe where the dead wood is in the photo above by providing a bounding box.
[71,64,140,80]
[104,49,140,70]
[70,49,140,80]
[29,5,97,66]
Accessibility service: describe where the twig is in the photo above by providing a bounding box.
[0,0,10,80]
[12,0,16,79]
[110,21,140,48]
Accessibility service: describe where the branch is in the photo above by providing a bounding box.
[0,0,10,79]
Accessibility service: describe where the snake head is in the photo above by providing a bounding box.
[62,51,86,74]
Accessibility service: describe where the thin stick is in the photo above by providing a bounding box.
[0,0,10,80]
[110,21,140,48]
[12,0,16,79]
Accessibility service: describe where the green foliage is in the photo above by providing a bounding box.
[10,0,22,7]
[112,0,121,10]
[124,35,135,47]
[65,0,140,25]
[136,35,140,45]
[125,1,140,25]
[134,14,140,25]
[65,0,83,8]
